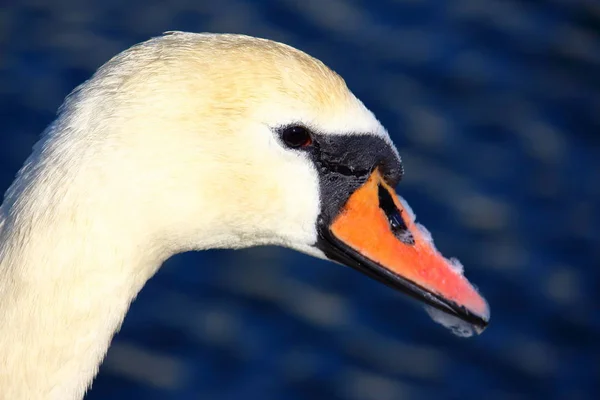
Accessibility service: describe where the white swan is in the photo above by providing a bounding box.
[0,32,489,399]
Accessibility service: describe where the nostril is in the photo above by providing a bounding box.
[377,184,415,245]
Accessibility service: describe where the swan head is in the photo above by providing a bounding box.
[51,32,488,331]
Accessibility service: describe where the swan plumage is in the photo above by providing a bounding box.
[0,32,488,399]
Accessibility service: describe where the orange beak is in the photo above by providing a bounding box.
[317,169,490,332]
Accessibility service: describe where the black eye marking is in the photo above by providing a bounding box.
[377,184,415,245]
[271,125,405,228]
[280,125,313,149]
[313,145,372,179]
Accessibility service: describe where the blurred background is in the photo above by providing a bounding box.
[0,0,598,399]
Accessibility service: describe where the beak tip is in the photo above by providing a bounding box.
[458,284,491,333]
[464,298,491,334]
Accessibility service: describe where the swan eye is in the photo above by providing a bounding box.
[281,126,312,148]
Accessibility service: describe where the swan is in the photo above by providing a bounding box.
[0,32,489,399]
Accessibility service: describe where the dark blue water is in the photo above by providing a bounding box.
[1,1,598,399]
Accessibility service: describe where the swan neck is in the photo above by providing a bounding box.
[0,190,165,399]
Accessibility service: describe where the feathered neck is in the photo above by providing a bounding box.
[0,114,170,399]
